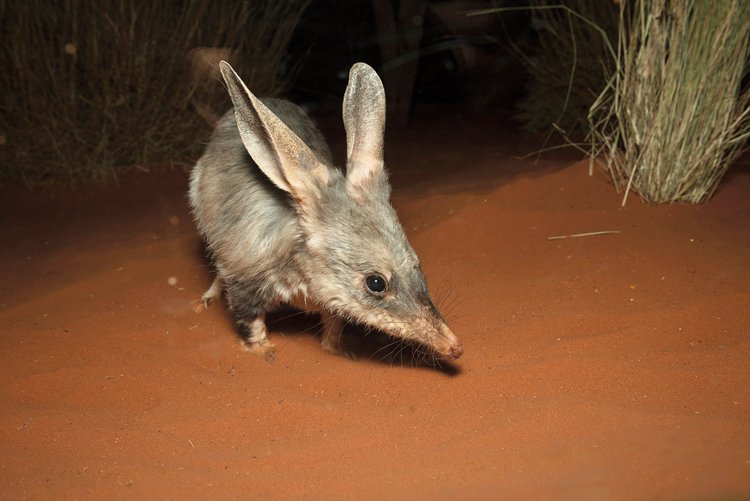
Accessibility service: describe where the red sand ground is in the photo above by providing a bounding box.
[1,117,749,499]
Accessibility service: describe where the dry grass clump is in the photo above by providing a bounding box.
[589,0,750,204]
[514,1,619,137]
[0,0,309,186]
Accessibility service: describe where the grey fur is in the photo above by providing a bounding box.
[189,61,463,362]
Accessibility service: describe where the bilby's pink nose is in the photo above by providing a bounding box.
[448,343,464,360]
[436,324,463,360]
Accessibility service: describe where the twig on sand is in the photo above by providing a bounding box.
[548,230,620,240]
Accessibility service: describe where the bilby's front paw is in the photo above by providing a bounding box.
[194,277,222,313]
[243,339,276,363]
[191,296,214,313]
[322,340,358,361]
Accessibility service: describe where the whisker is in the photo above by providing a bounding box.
[371,339,402,363]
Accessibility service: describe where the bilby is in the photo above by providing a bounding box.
[189,61,463,363]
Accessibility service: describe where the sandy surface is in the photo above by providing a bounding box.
[1,117,749,499]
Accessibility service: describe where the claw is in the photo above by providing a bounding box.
[322,341,358,361]
[242,339,276,363]
[194,276,222,313]
[191,297,211,313]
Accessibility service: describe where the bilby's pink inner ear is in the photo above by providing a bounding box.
[219,61,328,202]
[342,62,386,192]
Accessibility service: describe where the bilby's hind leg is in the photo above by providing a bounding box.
[192,275,223,313]
[238,313,276,362]
[225,279,276,362]
[320,310,356,360]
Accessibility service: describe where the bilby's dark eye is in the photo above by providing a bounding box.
[365,274,387,295]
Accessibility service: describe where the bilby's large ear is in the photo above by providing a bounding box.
[220,61,328,202]
[342,63,386,193]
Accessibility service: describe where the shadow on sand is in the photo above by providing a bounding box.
[264,307,461,376]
